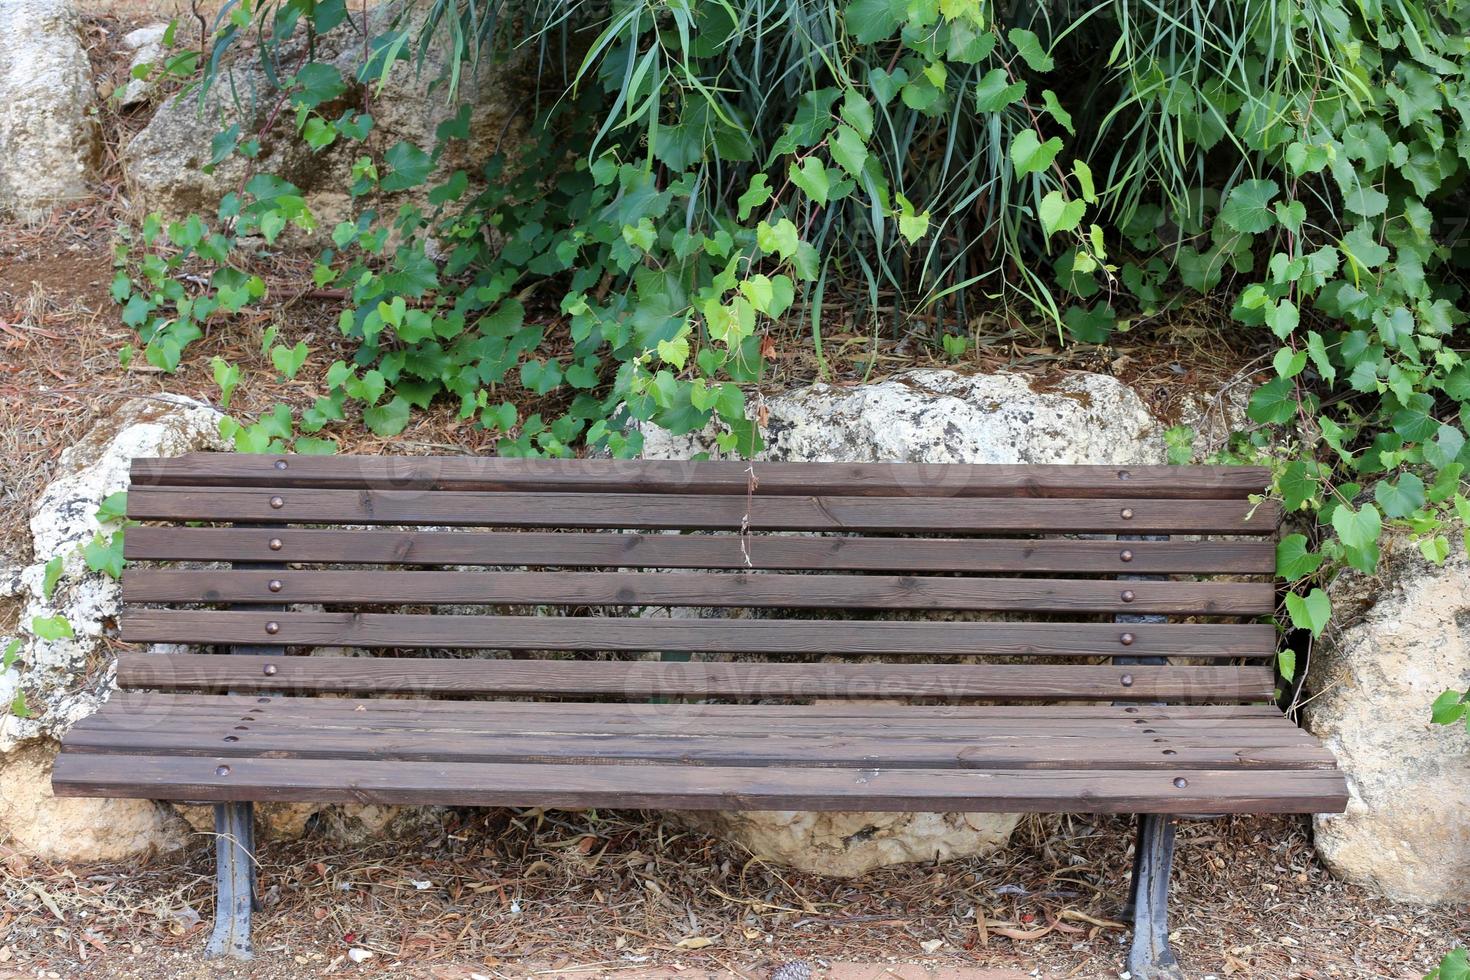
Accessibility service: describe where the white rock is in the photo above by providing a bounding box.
[681,810,1021,878]
[118,23,170,107]
[1,394,225,862]
[124,4,531,225]
[641,369,1182,465]
[0,0,98,220]
[0,740,189,861]
[1306,531,1470,903]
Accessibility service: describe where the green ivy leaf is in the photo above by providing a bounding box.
[974,68,1024,112]
[380,141,431,192]
[1276,534,1324,579]
[788,158,831,206]
[1038,191,1086,238]
[1010,129,1062,178]
[736,174,771,221]
[1331,502,1382,552]
[829,125,869,179]
[42,556,63,599]
[1219,178,1279,234]
[1285,588,1331,638]
[31,615,74,642]
[95,491,128,525]
[82,532,125,580]
[1006,28,1054,71]
[270,341,309,380]
[1373,473,1426,518]
[362,395,411,436]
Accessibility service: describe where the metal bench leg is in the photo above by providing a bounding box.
[205,802,255,960]
[1127,813,1184,979]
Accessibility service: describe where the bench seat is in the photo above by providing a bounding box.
[56,695,1343,812]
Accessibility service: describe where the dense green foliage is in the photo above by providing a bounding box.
[104,0,1470,688]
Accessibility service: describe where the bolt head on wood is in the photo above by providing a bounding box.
[274,459,288,470]
[268,579,283,593]
[1120,673,1134,687]
[263,664,278,676]
[269,495,285,509]
[1118,469,1131,480]
[268,538,283,551]
[215,765,231,776]
[1121,589,1136,602]
[264,621,280,635]
[1120,549,1133,562]
[1173,777,1188,788]
[1120,507,1134,519]
[1120,632,1136,646]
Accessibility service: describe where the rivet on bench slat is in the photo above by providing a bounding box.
[1120,632,1135,646]
[1120,507,1134,520]
[1119,674,1134,687]
[1119,549,1133,562]
[1121,589,1136,602]
[1163,750,1177,756]
[256,698,270,704]
[1118,469,1131,480]
[264,622,280,635]
[215,765,231,777]
[268,538,283,551]
[262,664,277,676]
[274,459,288,470]
[223,736,239,743]
[268,580,283,593]
[269,496,285,509]
[1172,777,1188,788]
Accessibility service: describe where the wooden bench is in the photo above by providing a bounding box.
[53,454,1346,978]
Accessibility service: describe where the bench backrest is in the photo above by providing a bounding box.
[116,455,1280,705]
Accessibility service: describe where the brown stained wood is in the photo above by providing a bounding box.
[123,527,1279,574]
[115,654,1279,701]
[62,720,1338,771]
[83,694,1318,742]
[119,610,1276,657]
[125,487,1280,534]
[123,569,1277,615]
[51,752,1350,812]
[131,454,1272,500]
[97,691,1289,721]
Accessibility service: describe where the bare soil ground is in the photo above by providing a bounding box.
[0,811,1463,979]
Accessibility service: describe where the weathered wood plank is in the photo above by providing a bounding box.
[51,752,1350,812]
[119,611,1276,657]
[125,487,1280,534]
[123,527,1279,574]
[115,654,1279,701]
[131,455,1272,500]
[122,569,1277,615]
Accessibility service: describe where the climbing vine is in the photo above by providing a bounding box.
[108,0,1470,687]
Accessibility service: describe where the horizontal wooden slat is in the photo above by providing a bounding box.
[132,455,1272,499]
[126,487,1279,534]
[114,654,1279,701]
[122,569,1276,615]
[119,611,1275,657]
[51,752,1349,812]
[85,700,1315,746]
[123,527,1279,573]
[63,707,1335,771]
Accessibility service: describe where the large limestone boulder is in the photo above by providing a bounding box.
[124,3,531,225]
[643,368,1212,876]
[642,368,1222,465]
[0,740,189,861]
[0,396,225,860]
[1306,532,1470,904]
[0,0,99,220]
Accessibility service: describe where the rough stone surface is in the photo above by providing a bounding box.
[681,811,1023,878]
[1306,532,1470,904]
[124,3,532,225]
[641,369,1202,466]
[0,0,99,219]
[175,800,443,844]
[643,368,1205,875]
[0,740,189,860]
[119,23,170,107]
[0,396,226,808]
